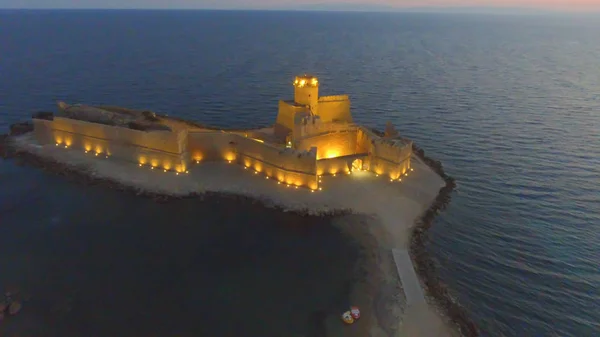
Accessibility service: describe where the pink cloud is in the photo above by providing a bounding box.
[269,0,600,10]
[321,0,600,10]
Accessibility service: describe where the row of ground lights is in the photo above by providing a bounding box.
[193,158,321,192]
[138,163,189,175]
[238,163,321,193]
[194,159,235,165]
[55,142,190,176]
[193,159,232,165]
[315,170,347,191]
[372,168,414,182]
[322,167,414,182]
[320,170,351,177]
[56,143,110,159]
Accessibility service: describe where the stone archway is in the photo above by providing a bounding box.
[351,158,363,171]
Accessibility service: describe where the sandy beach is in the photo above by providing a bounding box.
[5,132,459,336]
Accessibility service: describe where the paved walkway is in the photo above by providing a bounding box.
[393,245,452,337]
[392,248,425,306]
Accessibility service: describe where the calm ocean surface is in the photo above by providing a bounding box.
[1,10,599,336]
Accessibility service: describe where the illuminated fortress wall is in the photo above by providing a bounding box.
[274,74,412,179]
[292,116,355,139]
[30,75,411,189]
[275,75,352,142]
[275,101,308,140]
[187,131,319,189]
[357,127,412,180]
[317,95,352,123]
[188,131,236,162]
[33,116,320,190]
[301,127,412,177]
[295,130,357,160]
[316,157,352,176]
[233,136,318,189]
[33,117,189,172]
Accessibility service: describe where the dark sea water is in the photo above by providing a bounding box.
[1,10,599,337]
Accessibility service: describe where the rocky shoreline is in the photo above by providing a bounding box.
[410,143,480,337]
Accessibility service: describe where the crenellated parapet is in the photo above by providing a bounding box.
[318,95,349,102]
[275,75,353,141]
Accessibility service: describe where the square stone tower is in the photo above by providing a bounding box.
[293,74,319,116]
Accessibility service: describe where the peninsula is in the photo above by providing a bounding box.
[0,75,476,336]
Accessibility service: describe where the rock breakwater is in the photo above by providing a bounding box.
[410,143,480,337]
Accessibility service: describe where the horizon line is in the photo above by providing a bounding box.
[0,7,598,14]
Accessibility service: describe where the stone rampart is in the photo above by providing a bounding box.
[33,117,320,189]
[317,95,352,123]
[295,129,358,160]
[188,131,236,162]
[275,100,308,140]
[357,127,412,180]
[33,117,189,172]
[293,119,356,140]
[48,117,186,154]
[187,131,319,190]
[316,157,351,176]
[233,135,318,189]
[318,94,349,102]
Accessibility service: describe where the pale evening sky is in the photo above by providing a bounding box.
[1,0,599,11]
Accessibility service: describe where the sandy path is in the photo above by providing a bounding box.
[11,134,456,336]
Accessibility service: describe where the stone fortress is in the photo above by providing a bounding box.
[3,75,472,336]
[31,74,413,191]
